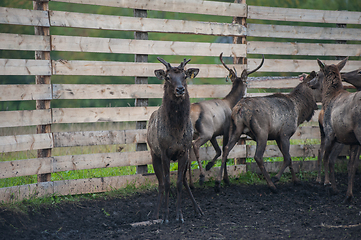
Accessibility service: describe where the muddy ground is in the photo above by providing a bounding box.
[1,172,361,240]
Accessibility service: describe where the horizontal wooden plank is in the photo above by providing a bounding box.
[53,129,147,147]
[0,59,51,76]
[0,84,52,101]
[247,23,361,41]
[248,6,361,24]
[292,126,321,140]
[0,133,53,153]
[247,59,360,73]
[0,164,246,202]
[51,35,246,57]
[49,10,246,36]
[0,109,52,128]
[0,7,50,27]
[246,144,320,158]
[0,143,245,178]
[52,107,158,124]
[0,157,53,179]
[0,33,50,51]
[248,41,361,57]
[52,60,246,78]
[51,0,247,17]
[54,144,245,172]
[53,83,234,100]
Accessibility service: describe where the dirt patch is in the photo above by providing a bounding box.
[1,172,361,240]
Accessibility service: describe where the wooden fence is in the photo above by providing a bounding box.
[0,0,360,202]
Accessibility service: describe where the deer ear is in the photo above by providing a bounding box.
[240,69,247,81]
[308,71,316,80]
[186,68,199,79]
[154,69,166,80]
[336,57,348,71]
[317,59,325,71]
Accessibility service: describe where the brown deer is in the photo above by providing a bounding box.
[311,58,361,202]
[147,57,203,223]
[217,71,321,193]
[313,67,361,186]
[188,53,264,188]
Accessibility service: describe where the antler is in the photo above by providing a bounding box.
[247,54,264,76]
[220,52,237,82]
[179,58,191,70]
[157,57,172,70]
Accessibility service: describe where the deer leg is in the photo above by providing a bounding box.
[254,138,277,193]
[180,154,204,218]
[324,138,339,195]
[160,151,171,224]
[192,136,210,185]
[324,143,343,185]
[273,137,299,184]
[222,131,231,185]
[187,160,194,189]
[205,137,222,171]
[215,122,243,192]
[344,145,359,203]
[152,153,164,220]
[316,125,325,184]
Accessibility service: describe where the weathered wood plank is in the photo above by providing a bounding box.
[292,126,321,140]
[0,7,49,27]
[0,59,51,75]
[0,84,52,101]
[52,124,320,149]
[248,41,361,57]
[49,11,246,36]
[0,133,53,153]
[53,129,147,147]
[51,0,247,17]
[0,109,52,128]
[52,107,159,124]
[248,23,361,41]
[247,59,360,73]
[247,77,299,88]
[248,6,361,24]
[52,84,233,100]
[0,144,245,178]
[246,144,320,159]
[52,60,245,78]
[0,157,53,179]
[0,164,246,202]
[51,35,246,57]
[0,33,50,51]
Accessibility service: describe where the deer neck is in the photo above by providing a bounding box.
[223,81,247,108]
[321,76,344,109]
[290,83,317,125]
[163,90,190,130]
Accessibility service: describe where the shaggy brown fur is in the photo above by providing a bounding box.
[216,72,320,193]
[147,57,203,223]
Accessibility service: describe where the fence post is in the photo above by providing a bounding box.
[134,9,149,175]
[33,0,52,182]
[233,0,247,165]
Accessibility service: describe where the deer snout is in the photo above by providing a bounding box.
[175,86,185,97]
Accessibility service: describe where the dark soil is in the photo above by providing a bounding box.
[1,172,361,240]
